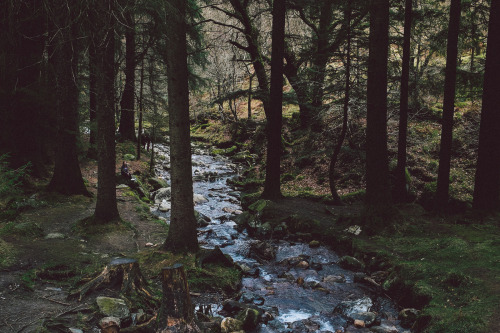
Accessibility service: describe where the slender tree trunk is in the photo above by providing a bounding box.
[137,58,145,161]
[47,0,89,196]
[262,0,285,200]
[163,0,199,253]
[436,0,461,209]
[473,1,500,211]
[87,42,98,160]
[395,0,413,202]
[93,0,120,223]
[248,73,253,119]
[365,0,391,205]
[329,0,351,205]
[118,9,136,141]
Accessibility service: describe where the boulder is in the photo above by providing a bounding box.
[158,200,171,212]
[249,241,276,261]
[99,317,120,333]
[148,177,168,191]
[351,312,377,326]
[369,324,399,333]
[399,308,419,328]
[338,255,365,271]
[237,308,260,331]
[96,297,130,319]
[309,240,320,248]
[334,296,373,317]
[221,317,243,333]
[151,187,171,203]
[323,275,346,283]
[195,210,211,227]
[45,233,65,240]
[193,193,208,204]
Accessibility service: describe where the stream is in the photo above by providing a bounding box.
[151,144,409,333]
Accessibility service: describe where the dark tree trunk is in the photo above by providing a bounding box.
[47,1,89,196]
[365,0,391,205]
[262,0,285,200]
[87,42,98,160]
[473,1,500,211]
[395,0,413,202]
[248,73,253,119]
[136,58,145,160]
[436,0,461,209]
[282,55,312,129]
[93,0,120,223]
[329,0,351,205]
[118,9,137,142]
[163,0,199,253]
[157,264,200,332]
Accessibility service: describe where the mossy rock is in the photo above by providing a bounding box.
[0,239,15,269]
[284,214,320,234]
[237,308,260,331]
[148,177,168,191]
[241,192,261,210]
[338,256,365,271]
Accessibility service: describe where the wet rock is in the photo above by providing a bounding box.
[351,312,378,326]
[309,240,320,248]
[148,177,168,191]
[99,317,120,332]
[237,308,260,331]
[296,277,305,286]
[96,297,130,319]
[353,272,367,283]
[369,323,398,333]
[323,275,346,283]
[69,329,83,333]
[399,308,419,328]
[195,210,211,227]
[135,309,148,324]
[194,193,208,204]
[249,241,276,261]
[221,300,246,317]
[151,187,171,203]
[221,317,243,333]
[197,246,234,268]
[355,319,366,328]
[198,321,221,333]
[158,199,171,212]
[303,277,320,289]
[279,255,310,267]
[371,271,389,284]
[338,256,365,271]
[334,296,373,317]
[310,262,323,271]
[296,260,310,269]
[289,318,320,332]
[240,291,265,306]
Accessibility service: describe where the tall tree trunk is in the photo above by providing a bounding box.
[93,0,120,223]
[163,0,199,253]
[136,58,145,160]
[87,42,98,160]
[473,1,500,211]
[248,72,253,119]
[329,0,351,205]
[395,0,413,202]
[118,9,136,141]
[436,0,461,209]
[262,0,285,200]
[47,0,89,196]
[365,0,391,205]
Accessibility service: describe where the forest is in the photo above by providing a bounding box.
[0,0,499,332]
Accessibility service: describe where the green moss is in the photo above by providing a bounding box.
[187,264,241,294]
[340,189,366,204]
[0,238,15,269]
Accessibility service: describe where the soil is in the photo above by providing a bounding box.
[0,159,168,333]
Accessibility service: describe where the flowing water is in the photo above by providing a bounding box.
[151,144,409,333]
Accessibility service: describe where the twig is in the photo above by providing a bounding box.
[42,296,71,306]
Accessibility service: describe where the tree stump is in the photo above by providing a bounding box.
[156,264,200,333]
[70,258,156,308]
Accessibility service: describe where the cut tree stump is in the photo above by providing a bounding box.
[156,264,200,333]
[70,258,156,308]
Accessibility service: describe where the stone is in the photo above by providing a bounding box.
[99,317,121,332]
[309,240,320,248]
[369,324,398,333]
[158,200,171,212]
[96,297,130,319]
[399,308,419,328]
[193,193,208,204]
[151,187,171,203]
[338,255,365,271]
[310,262,323,271]
[69,329,83,333]
[221,317,243,333]
[323,275,346,283]
[45,233,65,240]
[351,312,377,326]
[296,260,310,269]
[240,291,265,306]
[249,241,276,261]
[354,319,365,328]
[237,308,260,331]
[334,297,373,317]
[135,309,148,324]
[145,242,154,247]
[194,210,211,227]
[148,177,168,191]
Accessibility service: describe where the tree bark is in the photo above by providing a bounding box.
[163,0,199,253]
[93,0,120,223]
[157,264,200,333]
[118,8,137,142]
[137,58,145,160]
[395,0,413,202]
[87,42,98,160]
[473,0,500,211]
[47,0,90,196]
[436,0,461,209]
[262,0,285,200]
[329,1,351,205]
[365,0,391,205]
